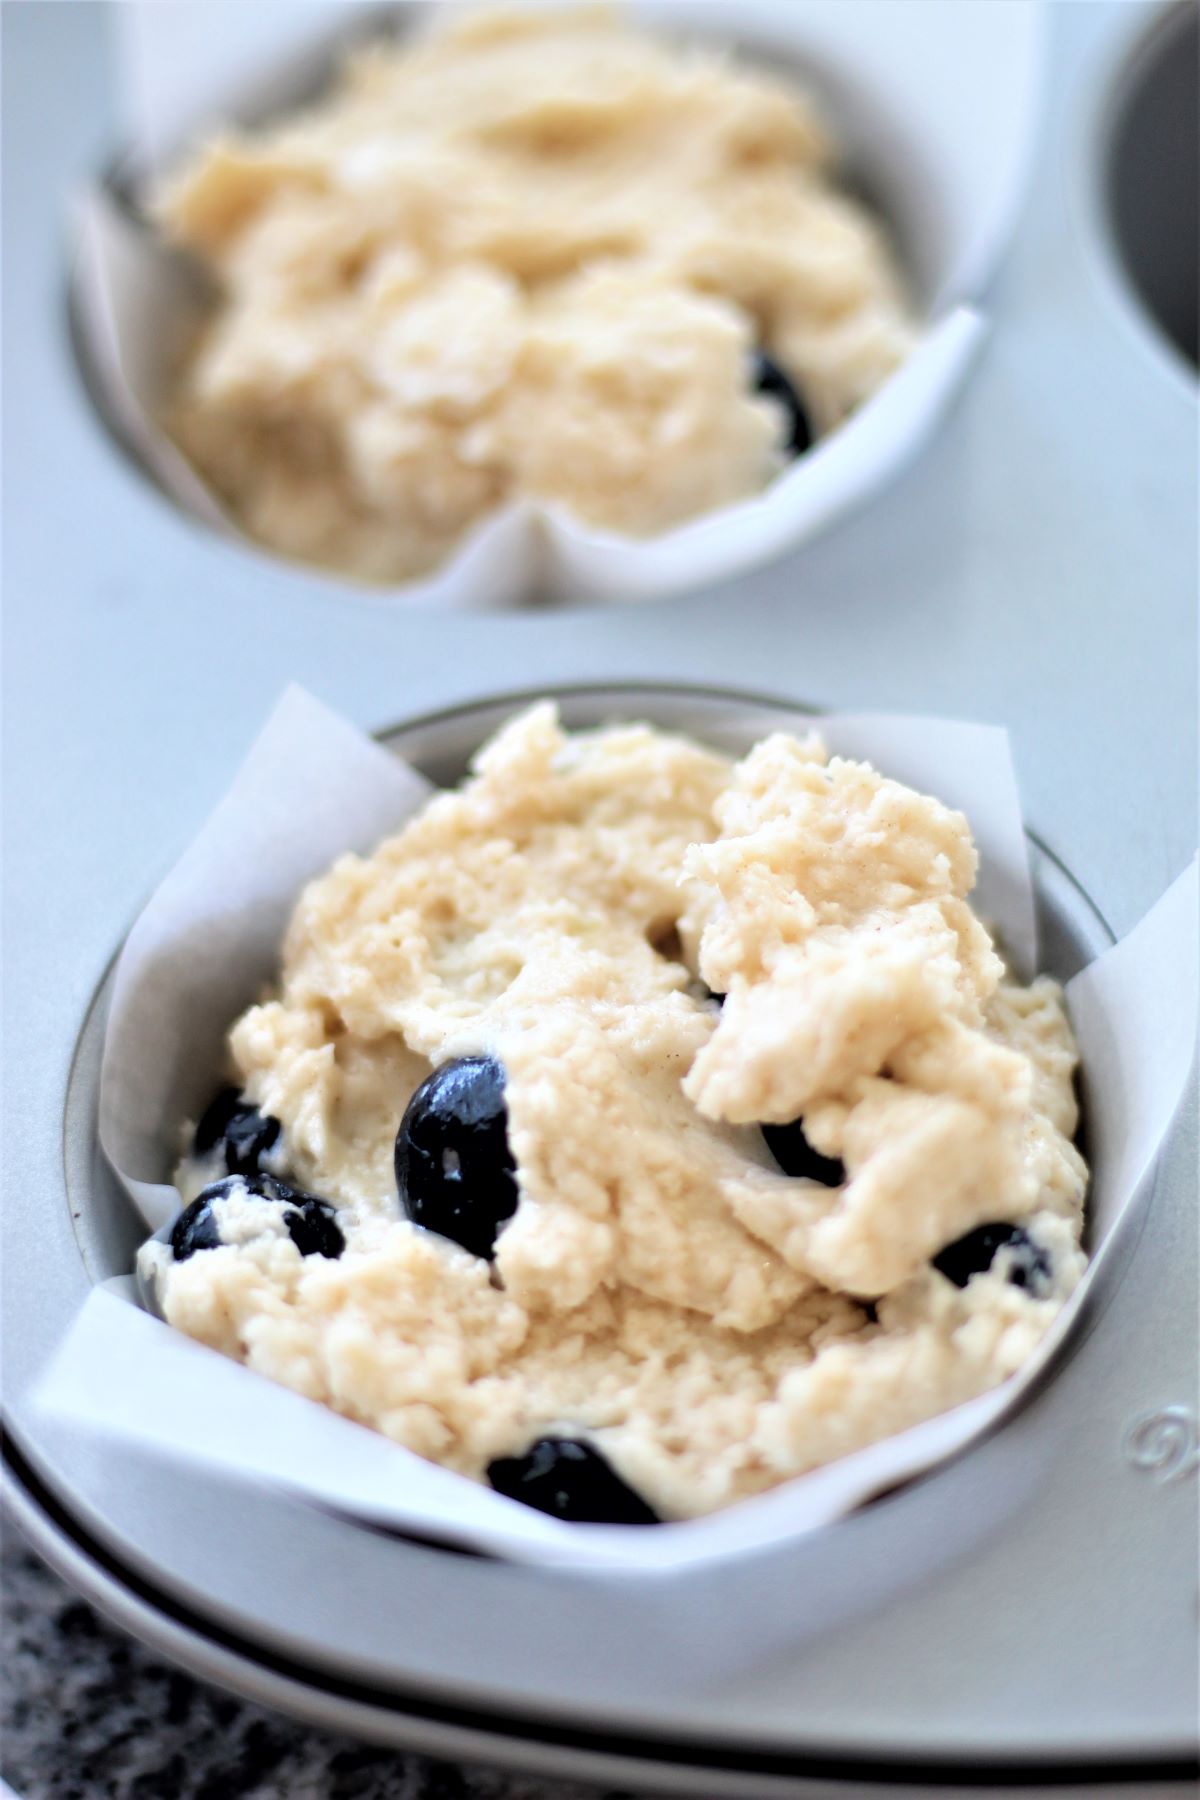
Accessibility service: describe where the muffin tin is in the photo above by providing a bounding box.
[2,1,1197,1793]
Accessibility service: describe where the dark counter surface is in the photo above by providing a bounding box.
[0,1532,630,1800]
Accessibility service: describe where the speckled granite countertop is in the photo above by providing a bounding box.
[0,1531,639,1800]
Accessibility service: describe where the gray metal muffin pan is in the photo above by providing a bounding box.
[2,1,1197,1793]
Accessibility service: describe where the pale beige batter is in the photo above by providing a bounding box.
[143,707,1088,1521]
[157,7,915,583]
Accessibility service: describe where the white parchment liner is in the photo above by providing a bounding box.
[73,0,1045,606]
[34,688,1198,1573]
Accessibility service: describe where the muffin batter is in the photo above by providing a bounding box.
[157,7,916,583]
[142,708,1088,1522]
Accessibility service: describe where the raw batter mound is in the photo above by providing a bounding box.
[142,707,1088,1523]
[157,7,915,583]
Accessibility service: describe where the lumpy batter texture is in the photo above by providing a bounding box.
[157,7,915,583]
[142,707,1088,1521]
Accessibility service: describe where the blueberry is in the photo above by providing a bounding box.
[193,1086,281,1176]
[279,1192,345,1259]
[932,1222,1051,1295]
[395,1055,518,1260]
[168,1172,344,1262]
[753,350,813,457]
[762,1120,845,1186]
[487,1437,659,1525]
[169,1191,225,1261]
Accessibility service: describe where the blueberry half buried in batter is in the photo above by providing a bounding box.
[395,1055,519,1259]
[753,350,814,457]
[193,1086,282,1177]
[169,1173,345,1262]
[487,1437,660,1525]
[932,1222,1052,1295]
[761,1118,845,1186]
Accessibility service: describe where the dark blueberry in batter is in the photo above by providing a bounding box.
[753,350,814,457]
[394,1055,518,1260]
[762,1120,845,1186]
[168,1173,344,1262]
[193,1085,281,1176]
[932,1222,1051,1294]
[253,1174,346,1260]
[280,1193,345,1259]
[487,1437,660,1525]
[168,1190,225,1261]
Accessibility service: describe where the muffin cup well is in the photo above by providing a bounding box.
[33,684,1199,1572]
[71,0,1044,605]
